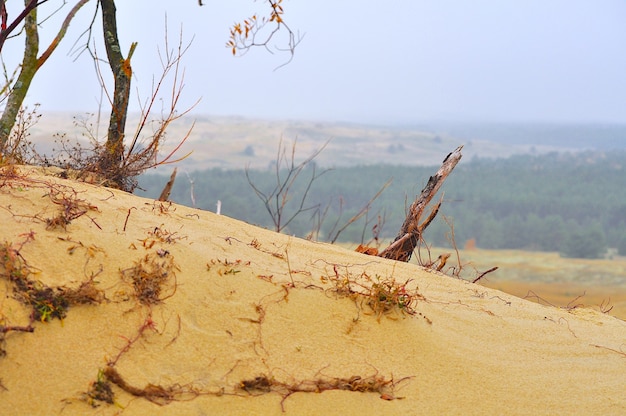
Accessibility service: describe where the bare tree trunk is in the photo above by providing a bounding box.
[99,0,136,175]
[0,2,37,150]
[379,146,463,262]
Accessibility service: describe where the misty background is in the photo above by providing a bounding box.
[4,0,626,125]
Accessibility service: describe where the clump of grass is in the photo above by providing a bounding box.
[147,225,186,244]
[15,271,104,322]
[28,285,69,322]
[61,278,105,305]
[324,267,424,321]
[1,236,104,323]
[367,277,418,318]
[44,187,99,231]
[122,251,178,305]
[83,368,115,407]
[0,237,32,282]
[206,258,249,276]
[240,375,273,394]
[0,237,66,322]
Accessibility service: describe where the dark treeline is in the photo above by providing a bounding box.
[138,150,626,258]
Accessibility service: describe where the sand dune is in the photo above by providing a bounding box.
[1,166,624,415]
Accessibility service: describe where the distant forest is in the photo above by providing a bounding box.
[138,150,626,259]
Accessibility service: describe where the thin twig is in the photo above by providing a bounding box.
[472,266,498,283]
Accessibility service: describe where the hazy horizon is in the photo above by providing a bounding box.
[2,1,625,125]
[27,112,626,174]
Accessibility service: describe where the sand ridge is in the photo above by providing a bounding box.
[0,166,625,415]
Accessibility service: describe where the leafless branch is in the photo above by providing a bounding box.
[246,138,331,233]
[0,0,49,52]
[471,267,499,283]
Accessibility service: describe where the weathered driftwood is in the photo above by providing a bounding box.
[158,168,178,202]
[379,146,463,262]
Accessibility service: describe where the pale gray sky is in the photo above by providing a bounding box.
[4,0,626,124]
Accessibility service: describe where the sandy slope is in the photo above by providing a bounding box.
[0,166,625,415]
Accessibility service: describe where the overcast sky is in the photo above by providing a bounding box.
[4,0,626,124]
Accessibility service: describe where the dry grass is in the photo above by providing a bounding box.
[121,251,179,305]
[443,247,626,319]
[343,241,626,319]
[239,371,411,410]
[0,235,104,324]
[323,265,425,322]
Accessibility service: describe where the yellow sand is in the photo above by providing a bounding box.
[0,166,624,415]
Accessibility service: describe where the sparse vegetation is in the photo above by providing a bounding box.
[121,251,178,305]
[44,186,100,231]
[83,368,115,407]
[1,1,296,190]
[2,3,623,415]
[0,232,104,333]
[0,104,41,164]
[324,267,425,323]
[1,149,624,416]
[239,371,411,411]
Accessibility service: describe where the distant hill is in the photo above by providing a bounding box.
[28,112,625,172]
[411,122,626,151]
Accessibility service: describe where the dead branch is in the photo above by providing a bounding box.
[379,146,463,262]
[102,365,185,405]
[0,325,34,334]
[158,168,177,202]
[0,0,48,53]
[246,138,331,233]
[471,266,499,283]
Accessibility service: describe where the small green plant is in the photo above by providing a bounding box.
[83,368,115,407]
[30,287,68,322]
[206,258,248,276]
[1,235,104,323]
[367,277,416,318]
